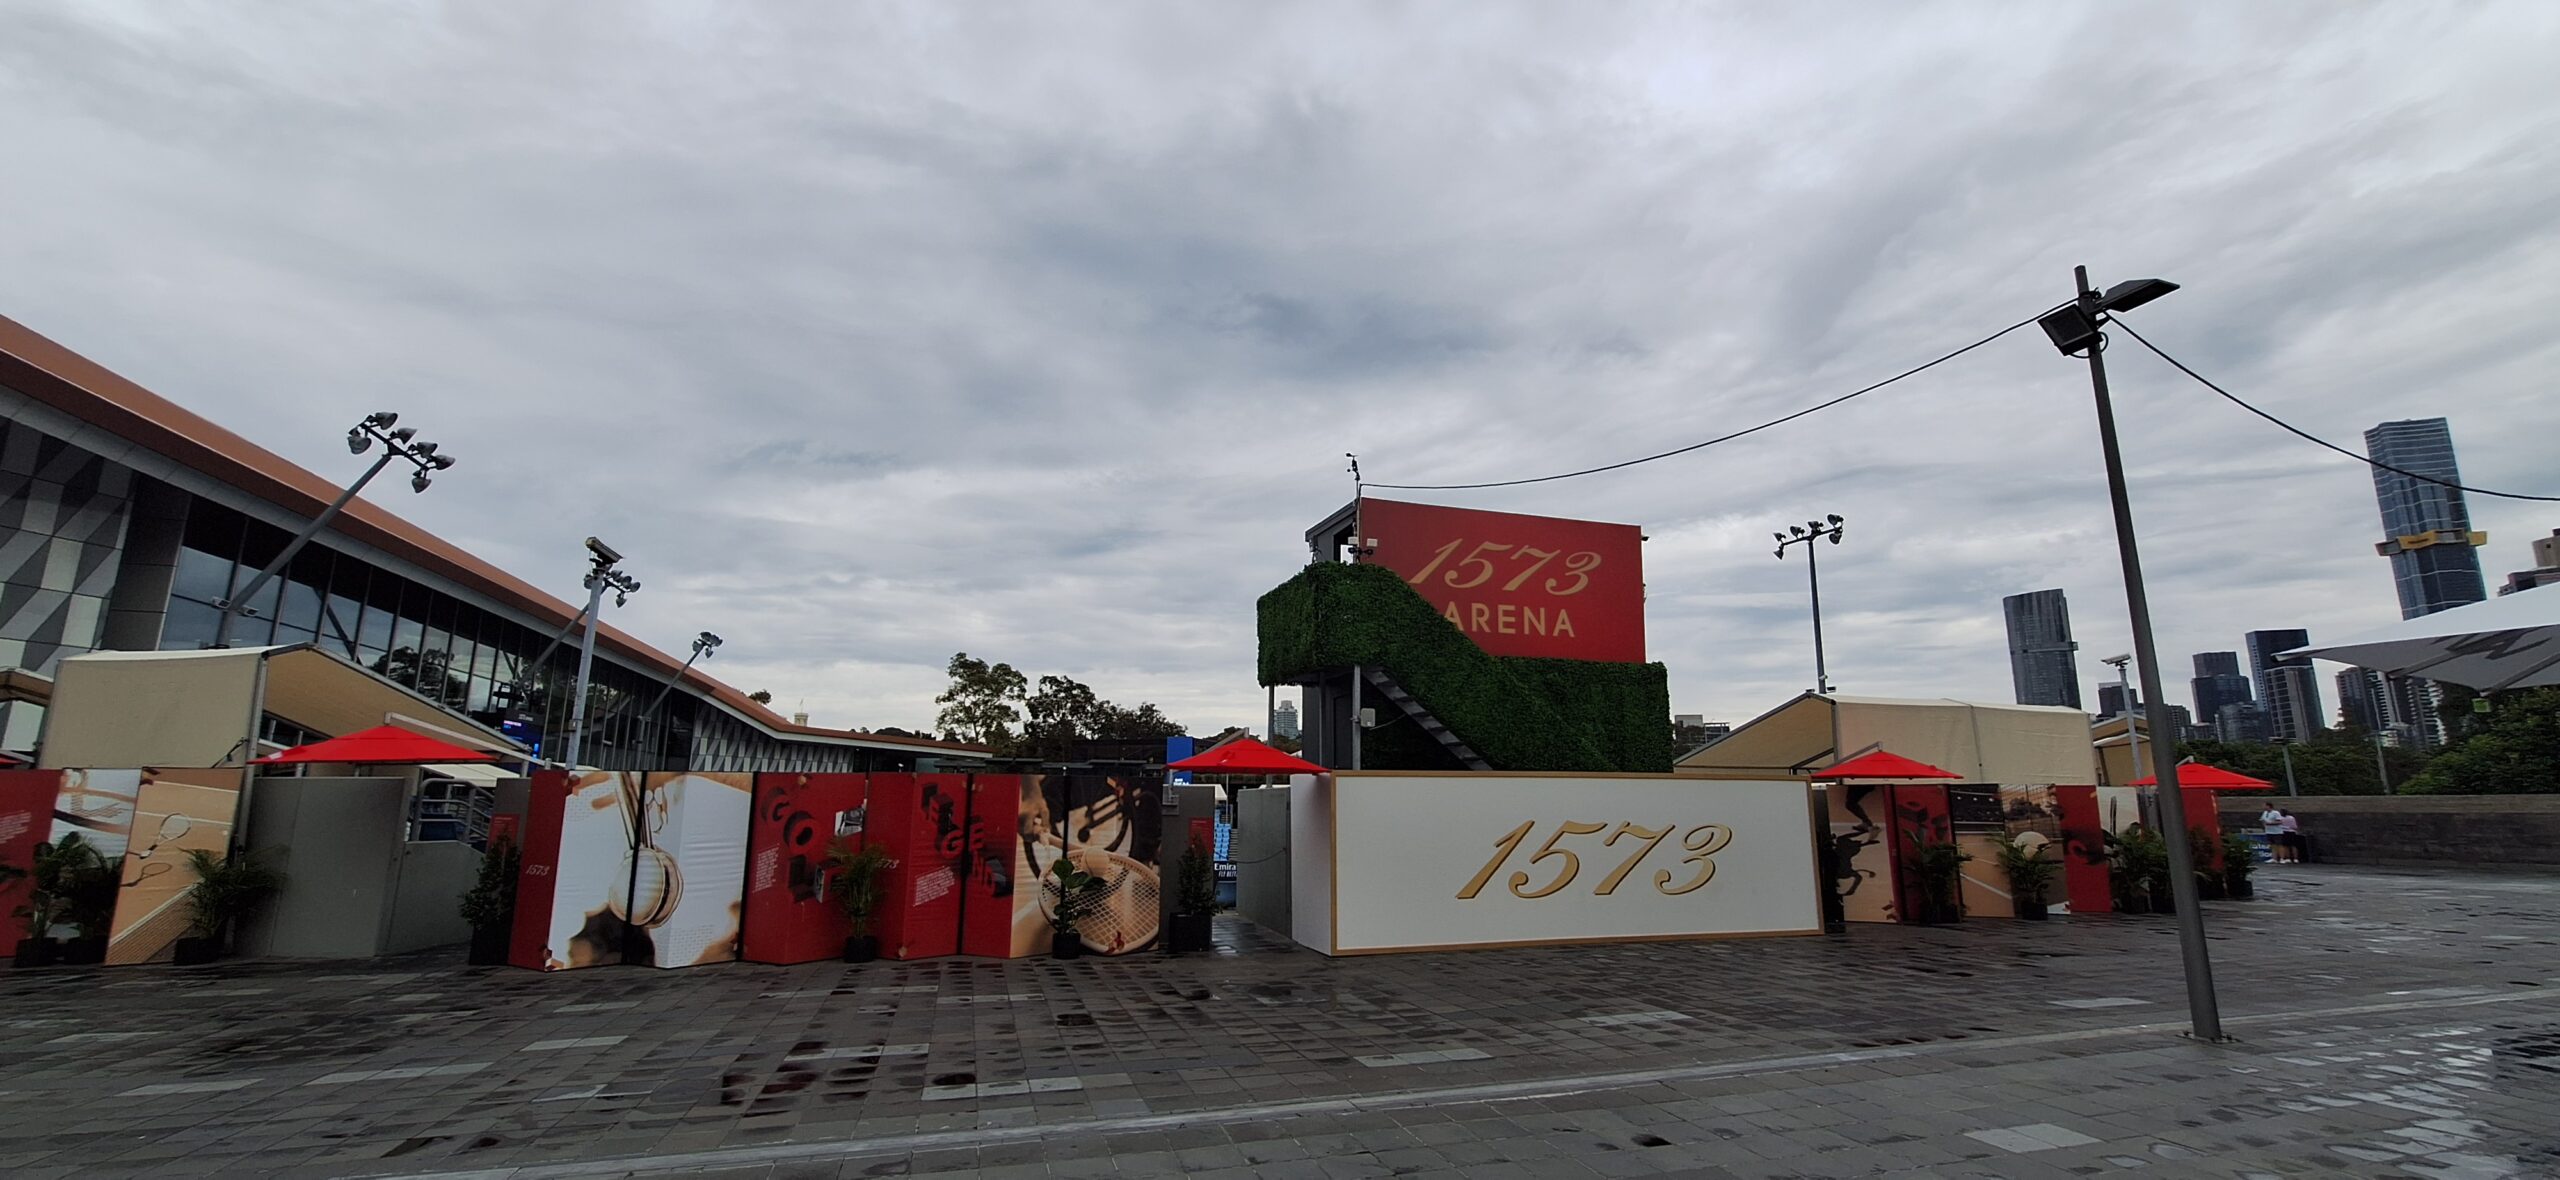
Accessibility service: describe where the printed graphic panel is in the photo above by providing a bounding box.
[984,773,1054,957]
[742,773,868,965]
[1826,782,1897,924]
[639,772,750,968]
[1886,785,1953,924]
[509,770,574,969]
[1999,785,2066,913]
[534,771,642,971]
[0,770,63,943]
[106,768,242,964]
[1356,497,1647,663]
[1053,771,1162,956]
[1325,774,1819,953]
[1947,786,2010,920]
[872,774,976,960]
[2052,786,2112,915]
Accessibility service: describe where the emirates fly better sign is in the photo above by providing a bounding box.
[1358,497,1646,663]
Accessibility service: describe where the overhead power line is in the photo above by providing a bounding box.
[1364,313,2052,492]
[2110,319,2560,504]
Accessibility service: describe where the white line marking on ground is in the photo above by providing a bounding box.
[922,1076,1084,1101]
[522,1035,626,1052]
[556,1001,640,1012]
[309,1062,490,1085]
[2050,997,2151,1010]
[784,1043,930,1062]
[121,1079,258,1096]
[1967,1123,2102,1153]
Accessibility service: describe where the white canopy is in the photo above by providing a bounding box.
[2288,584,2560,691]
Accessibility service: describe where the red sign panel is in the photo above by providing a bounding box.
[1357,497,1646,662]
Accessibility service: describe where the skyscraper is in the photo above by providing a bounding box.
[2367,418,2488,620]
[2245,629,2323,744]
[2003,589,2082,710]
[2096,682,2138,720]
[2190,651,2254,736]
[1272,700,1301,741]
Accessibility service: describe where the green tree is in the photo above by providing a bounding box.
[2177,731,2427,796]
[1093,700,1186,740]
[935,652,1028,753]
[2404,687,2560,794]
[1025,674,1105,758]
[748,689,774,705]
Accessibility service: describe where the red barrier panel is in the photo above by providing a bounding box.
[508,770,573,969]
[0,770,62,945]
[2053,785,2112,915]
[741,773,867,965]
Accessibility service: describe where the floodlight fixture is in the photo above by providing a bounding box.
[347,428,370,454]
[2099,277,2179,314]
[390,426,417,443]
[214,408,458,647]
[411,471,432,493]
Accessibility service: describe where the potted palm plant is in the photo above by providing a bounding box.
[457,838,520,966]
[1902,828,1970,925]
[1047,856,1105,959]
[2220,832,2258,900]
[2103,829,2151,914]
[13,834,110,968]
[823,839,893,963]
[1168,835,1217,953]
[1994,834,2058,921]
[57,851,120,966]
[176,848,284,966]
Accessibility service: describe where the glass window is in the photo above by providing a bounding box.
[322,589,363,657]
[158,598,222,650]
[277,546,329,634]
[357,594,393,654]
[181,501,245,559]
[390,612,424,659]
[170,546,235,606]
[272,623,319,650]
[233,573,282,627]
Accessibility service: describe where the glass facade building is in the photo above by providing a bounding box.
[2002,588,2082,710]
[1,316,973,772]
[2244,628,2323,745]
[2366,418,2488,620]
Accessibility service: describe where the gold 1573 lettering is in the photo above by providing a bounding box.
[1456,821,1733,900]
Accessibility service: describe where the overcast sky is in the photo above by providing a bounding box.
[5,3,2557,736]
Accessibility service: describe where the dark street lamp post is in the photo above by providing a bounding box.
[212,412,455,648]
[1774,515,1846,694]
[2038,267,2224,1042]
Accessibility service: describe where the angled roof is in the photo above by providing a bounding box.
[0,314,980,758]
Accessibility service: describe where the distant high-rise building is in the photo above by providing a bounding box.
[2499,528,2560,596]
[2336,668,2381,733]
[2003,589,2082,710]
[2215,700,2271,744]
[2191,651,2254,735]
[2367,418,2489,620]
[2246,629,2324,744]
[1671,714,1731,752]
[1272,700,1300,740]
[2096,682,2138,720]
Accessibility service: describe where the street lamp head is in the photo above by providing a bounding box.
[409,440,438,458]
[1790,525,1807,537]
[2098,277,2179,314]
[1826,514,1843,526]
[389,426,417,443]
[1829,529,1843,545]
[2037,303,2103,355]
[585,536,624,565]
[410,472,432,493]
[429,453,457,470]
[1773,532,1786,543]
[366,411,399,428]
[347,428,371,455]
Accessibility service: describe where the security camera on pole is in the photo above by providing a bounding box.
[211,411,456,648]
[2035,267,2225,1043]
[562,537,639,771]
[1773,514,1847,694]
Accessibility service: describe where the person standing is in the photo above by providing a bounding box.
[2259,803,2291,864]
[2278,809,2305,864]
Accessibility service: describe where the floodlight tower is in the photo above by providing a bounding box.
[1773,514,1847,694]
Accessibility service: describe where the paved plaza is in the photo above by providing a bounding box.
[3,865,2556,1179]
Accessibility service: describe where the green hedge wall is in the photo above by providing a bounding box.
[1257,561,1672,773]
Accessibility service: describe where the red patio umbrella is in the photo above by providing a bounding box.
[254,724,503,765]
[1808,749,1963,780]
[1167,736,1326,776]
[2127,763,2274,791]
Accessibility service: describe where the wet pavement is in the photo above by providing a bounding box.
[2,864,2555,1178]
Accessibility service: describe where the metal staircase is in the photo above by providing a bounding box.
[1361,666,1493,771]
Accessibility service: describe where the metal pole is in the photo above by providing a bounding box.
[2124,669,2146,785]
[1348,665,1363,771]
[2076,264,2223,1042]
[561,573,610,770]
[2278,740,2300,797]
[2373,733,2391,794]
[1806,538,1830,694]
[212,452,395,648]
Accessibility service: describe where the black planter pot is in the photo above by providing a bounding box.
[1168,913,1214,954]
[2226,876,2255,900]
[841,934,880,964]
[2013,899,2050,921]
[2117,893,2152,916]
[467,924,511,966]
[172,936,223,967]
[58,936,108,966]
[12,937,57,968]
[1050,932,1085,960]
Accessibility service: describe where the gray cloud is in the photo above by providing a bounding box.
[3,2,2557,736]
